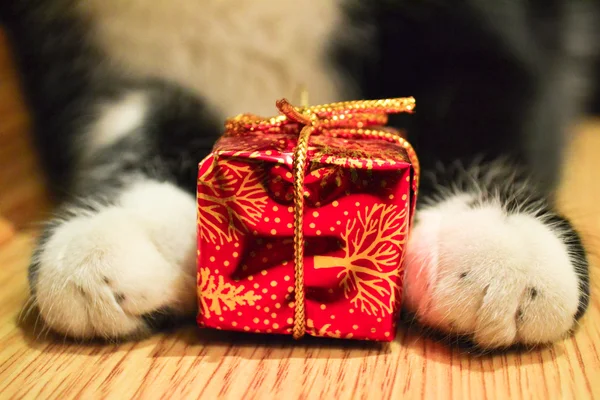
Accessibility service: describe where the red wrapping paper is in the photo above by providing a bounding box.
[196,100,418,341]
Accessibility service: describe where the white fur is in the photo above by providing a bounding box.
[34,179,582,345]
[34,180,197,338]
[403,193,580,348]
[30,1,583,346]
[77,0,349,119]
[85,91,148,156]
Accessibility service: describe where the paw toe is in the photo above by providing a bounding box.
[403,200,582,349]
[32,208,195,339]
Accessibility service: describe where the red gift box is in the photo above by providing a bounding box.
[196,98,419,341]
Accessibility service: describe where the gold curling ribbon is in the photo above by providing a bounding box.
[224,97,419,339]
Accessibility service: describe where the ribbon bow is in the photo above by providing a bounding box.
[224,97,419,339]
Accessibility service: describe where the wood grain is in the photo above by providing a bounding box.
[0,124,597,399]
[0,25,599,400]
[0,217,15,246]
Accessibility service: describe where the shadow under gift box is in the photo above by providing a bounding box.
[196,130,417,341]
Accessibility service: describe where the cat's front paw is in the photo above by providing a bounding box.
[403,195,586,349]
[29,181,197,339]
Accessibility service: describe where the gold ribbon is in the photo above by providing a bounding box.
[224,97,419,339]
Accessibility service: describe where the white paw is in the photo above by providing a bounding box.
[31,180,197,339]
[403,194,581,348]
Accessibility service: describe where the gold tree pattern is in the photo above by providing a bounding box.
[197,158,268,245]
[216,134,289,156]
[306,164,345,188]
[307,319,354,339]
[198,268,262,318]
[311,137,409,169]
[313,204,408,316]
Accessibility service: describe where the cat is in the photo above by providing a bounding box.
[2,0,598,349]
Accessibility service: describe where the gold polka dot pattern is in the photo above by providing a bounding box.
[196,97,419,342]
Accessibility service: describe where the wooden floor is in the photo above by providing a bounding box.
[1,30,600,399]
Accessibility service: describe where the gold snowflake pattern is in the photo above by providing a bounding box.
[197,158,268,246]
[198,268,262,318]
[313,203,408,316]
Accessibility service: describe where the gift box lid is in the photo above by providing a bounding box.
[211,132,412,171]
[204,97,418,173]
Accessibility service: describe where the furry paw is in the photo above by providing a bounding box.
[403,194,585,349]
[29,181,197,339]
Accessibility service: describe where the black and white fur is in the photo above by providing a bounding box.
[2,0,598,349]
